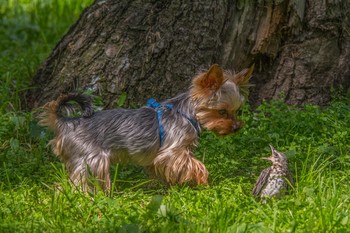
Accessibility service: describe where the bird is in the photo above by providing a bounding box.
[252,145,294,201]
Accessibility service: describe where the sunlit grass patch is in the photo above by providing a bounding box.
[0,98,349,232]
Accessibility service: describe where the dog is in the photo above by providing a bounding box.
[38,64,253,191]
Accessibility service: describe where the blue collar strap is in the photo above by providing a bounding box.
[177,110,200,136]
[146,98,173,146]
[146,98,200,146]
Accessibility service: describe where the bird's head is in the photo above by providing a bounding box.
[261,145,288,166]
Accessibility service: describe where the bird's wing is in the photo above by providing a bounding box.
[252,168,271,196]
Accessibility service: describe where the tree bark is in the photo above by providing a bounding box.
[26,0,350,109]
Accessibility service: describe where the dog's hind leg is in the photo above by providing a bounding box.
[84,150,112,192]
[66,152,111,192]
[68,163,90,192]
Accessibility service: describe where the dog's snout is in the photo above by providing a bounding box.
[232,120,244,132]
[232,124,241,132]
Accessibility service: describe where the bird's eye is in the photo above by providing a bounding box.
[218,109,228,117]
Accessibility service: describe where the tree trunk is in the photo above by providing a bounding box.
[26,0,350,109]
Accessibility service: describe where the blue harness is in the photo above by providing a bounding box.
[146,98,200,146]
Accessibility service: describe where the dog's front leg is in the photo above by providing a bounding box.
[153,147,208,185]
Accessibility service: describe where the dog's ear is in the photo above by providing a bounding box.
[231,64,254,98]
[231,64,254,87]
[194,64,224,91]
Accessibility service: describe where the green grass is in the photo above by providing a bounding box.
[1,1,350,232]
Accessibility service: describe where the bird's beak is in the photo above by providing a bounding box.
[261,156,273,161]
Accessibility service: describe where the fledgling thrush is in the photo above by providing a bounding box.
[252,145,294,201]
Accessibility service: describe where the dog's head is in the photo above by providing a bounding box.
[190,64,253,135]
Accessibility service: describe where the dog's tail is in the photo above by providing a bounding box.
[38,93,93,132]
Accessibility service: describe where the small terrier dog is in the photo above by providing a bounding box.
[39,64,253,191]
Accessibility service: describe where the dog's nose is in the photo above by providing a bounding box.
[232,124,241,132]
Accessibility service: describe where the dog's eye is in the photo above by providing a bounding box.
[218,109,228,117]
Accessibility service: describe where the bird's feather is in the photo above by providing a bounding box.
[252,167,271,196]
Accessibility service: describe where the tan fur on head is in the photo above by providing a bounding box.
[230,64,254,99]
[191,64,225,100]
[190,64,253,135]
